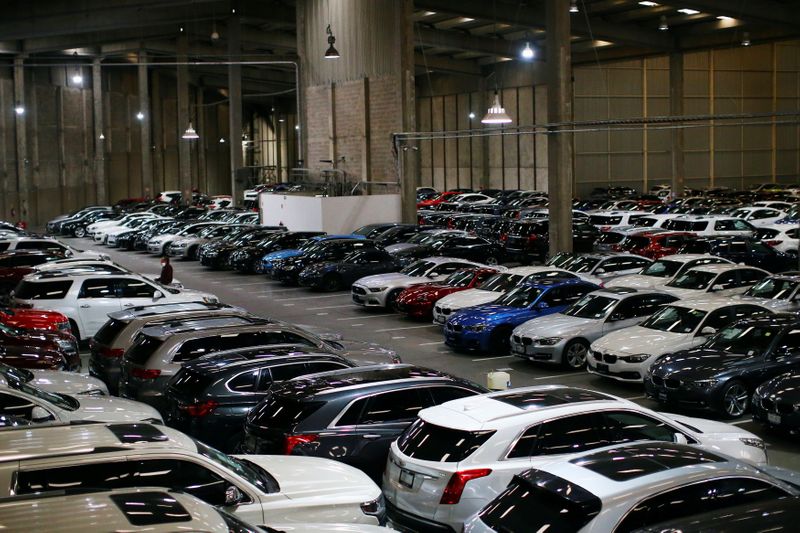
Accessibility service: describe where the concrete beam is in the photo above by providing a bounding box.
[417,27,517,57]
[666,0,800,29]
[414,52,482,76]
[228,7,243,200]
[13,56,27,218]
[177,34,191,200]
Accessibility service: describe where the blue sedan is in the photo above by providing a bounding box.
[444,278,600,353]
[257,234,365,274]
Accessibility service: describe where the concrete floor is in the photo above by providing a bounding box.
[68,237,800,471]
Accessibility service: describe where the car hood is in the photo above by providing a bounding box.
[330,340,400,365]
[355,272,421,288]
[73,395,162,422]
[2,309,67,330]
[397,282,448,299]
[449,305,535,326]
[591,326,693,356]
[514,313,600,337]
[658,285,708,299]
[391,244,430,257]
[149,232,178,242]
[384,243,416,254]
[105,226,138,236]
[604,274,663,289]
[436,288,500,309]
[757,372,800,402]
[736,295,795,311]
[263,249,303,262]
[651,348,756,380]
[30,370,109,395]
[234,455,379,503]
[662,412,761,439]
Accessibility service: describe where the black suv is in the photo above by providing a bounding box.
[679,236,796,273]
[242,364,487,482]
[271,239,380,284]
[164,345,358,452]
[229,231,326,274]
[505,220,598,263]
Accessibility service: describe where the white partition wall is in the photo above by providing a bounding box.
[259,194,401,233]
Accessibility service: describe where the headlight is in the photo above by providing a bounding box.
[537,337,562,346]
[619,353,650,363]
[467,324,487,332]
[694,378,720,389]
[369,287,387,293]
[739,437,766,450]
[77,389,106,396]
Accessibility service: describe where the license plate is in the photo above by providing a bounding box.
[399,469,415,489]
[768,413,781,425]
[658,391,668,402]
[596,363,609,373]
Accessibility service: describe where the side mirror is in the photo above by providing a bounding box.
[608,313,623,322]
[427,272,438,278]
[594,268,606,274]
[153,290,164,300]
[225,485,244,506]
[710,284,724,291]
[673,433,688,445]
[700,326,716,336]
[31,406,54,423]
[536,301,549,309]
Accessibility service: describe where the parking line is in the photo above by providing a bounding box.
[730,419,752,426]
[533,372,583,380]
[418,341,444,346]
[337,314,392,321]
[375,325,438,332]
[624,395,646,401]
[471,355,513,362]
[276,294,348,301]
[307,304,353,310]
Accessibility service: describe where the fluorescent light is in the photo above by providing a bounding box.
[638,1,659,6]
[181,122,199,140]
[423,11,436,16]
[717,16,735,20]
[678,8,700,15]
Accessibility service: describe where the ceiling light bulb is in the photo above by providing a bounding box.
[72,73,83,84]
[659,15,668,31]
[14,105,24,115]
[136,111,145,120]
[99,133,105,140]
[520,42,534,60]
[219,137,226,143]
[481,93,512,125]
[182,122,199,140]
[569,0,579,13]
[638,1,659,6]
[468,112,476,120]
[211,30,220,40]
[742,32,751,46]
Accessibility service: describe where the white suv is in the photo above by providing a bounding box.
[0,423,384,527]
[13,272,218,340]
[383,385,767,533]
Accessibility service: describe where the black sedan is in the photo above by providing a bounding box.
[391,234,503,266]
[229,231,325,274]
[504,219,599,264]
[199,227,283,268]
[646,314,800,418]
[752,370,800,433]
[374,224,435,247]
[271,238,379,284]
[679,236,796,273]
[298,248,401,291]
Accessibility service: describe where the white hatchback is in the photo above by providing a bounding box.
[383,385,767,533]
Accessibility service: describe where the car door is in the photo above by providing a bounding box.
[757,328,800,389]
[116,277,162,309]
[76,278,123,336]
[706,270,742,297]
[427,262,473,282]
[603,296,652,335]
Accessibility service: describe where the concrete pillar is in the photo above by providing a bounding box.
[196,88,208,193]
[13,56,26,221]
[670,52,685,199]
[151,73,165,193]
[138,50,153,199]
[399,0,418,223]
[92,58,106,204]
[546,0,574,255]
[228,7,244,201]
[177,34,192,200]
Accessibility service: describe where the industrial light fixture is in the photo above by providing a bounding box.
[14,104,24,115]
[569,0,579,13]
[99,133,105,140]
[677,8,700,15]
[742,32,751,46]
[520,41,534,60]
[481,92,512,125]
[219,137,226,143]
[658,15,668,31]
[638,1,659,6]
[468,112,476,120]
[182,122,199,140]
[136,111,145,120]
[324,24,340,59]
[210,21,220,41]
[71,52,83,85]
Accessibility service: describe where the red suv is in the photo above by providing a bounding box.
[394,267,499,320]
[0,307,71,333]
[615,231,696,259]
[0,322,80,370]
[0,250,66,295]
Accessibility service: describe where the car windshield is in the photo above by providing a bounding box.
[480,273,523,292]
[0,362,33,383]
[494,285,543,308]
[745,278,799,300]
[565,256,600,273]
[0,321,24,337]
[703,323,780,356]
[641,305,707,333]
[194,439,278,493]
[666,270,717,290]
[641,259,683,278]
[6,375,78,411]
[406,232,435,245]
[444,270,476,288]
[401,260,436,277]
[563,294,617,319]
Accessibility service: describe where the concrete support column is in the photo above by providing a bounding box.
[546,0,574,255]
[670,52,685,199]
[92,58,106,204]
[196,88,208,192]
[138,50,153,199]
[13,56,27,220]
[177,34,192,200]
[228,7,244,200]
[399,0,418,223]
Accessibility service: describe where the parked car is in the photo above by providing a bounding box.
[229,231,326,273]
[679,236,796,273]
[463,442,792,533]
[511,288,678,369]
[604,253,732,289]
[444,278,600,353]
[756,224,800,254]
[0,306,71,333]
[0,250,69,295]
[273,239,382,285]
[352,257,484,309]
[0,237,105,260]
[258,234,365,275]
[0,319,80,370]
[588,298,772,383]
[738,274,800,312]
[395,268,499,320]
[166,223,248,259]
[615,230,695,259]
[374,224,435,247]
[13,272,219,340]
[392,234,504,266]
[243,364,487,482]
[646,314,800,417]
[147,221,223,255]
[199,226,287,268]
[353,223,403,239]
[383,229,465,255]
[732,206,788,227]
[588,210,647,230]
[298,247,400,291]
[504,220,598,263]
[46,205,112,234]
[417,191,461,209]
[561,253,653,283]
[0,422,385,526]
[0,361,107,396]
[384,385,769,533]
[104,216,170,247]
[657,263,768,299]
[752,370,800,433]
[58,209,117,237]
[662,215,756,238]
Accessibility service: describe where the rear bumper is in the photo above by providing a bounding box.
[386,500,455,533]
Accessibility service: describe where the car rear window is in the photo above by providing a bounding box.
[247,394,325,430]
[169,367,215,395]
[14,280,72,300]
[126,335,165,365]
[397,419,495,462]
[109,492,192,526]
[93,318,127,345]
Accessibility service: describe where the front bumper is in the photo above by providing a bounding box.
[586,350,646,382]
[644,376,717,409]
[147,241,166,254]
[297,272,325,288]
[166,244,189,258]
[395,300,433,319]
[443,325,490,352]
[509,334,564,365]
[271,267,302,284]
[752,397,800,432]
[351,286,388,307]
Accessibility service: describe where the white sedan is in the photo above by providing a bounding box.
[604,253,732,289]
[656,264,768,299]
[0,362,108,396]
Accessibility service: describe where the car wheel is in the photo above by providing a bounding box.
[68,319,80,341]
[490,326,512,354]
[562,339,589,369]
[720,380,750,418]
[485,256,499,266]
[386,289,402,310]
[323,274,342,292]
[74,227,86,238]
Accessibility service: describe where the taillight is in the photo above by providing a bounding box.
[130,367,161,379]
[178,400,219,417]
[101,347,125,358]
[764,240,783,246]
[527,234,538,241]
[283,434,318,455]
[440,468,492,505]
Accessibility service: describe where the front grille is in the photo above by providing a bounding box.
[522,337,533,346]
[591,351,618,363]
[651,375,664,386]
[352,286,367,296]
[665,378,681,389]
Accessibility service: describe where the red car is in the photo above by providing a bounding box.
[0,322,80,370]
[416,191,460,210]
[0,307,71,333]
[615,231,696,259]
[394,267,499,320]
[0,250,66,295]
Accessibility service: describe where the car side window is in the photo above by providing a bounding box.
[435,263,469,275]
[533,414,608,456]
[228,369,260,393]
[702,307,735,331]
[733,220,754,230]
[0,391,37,421]
[635,294,677,316]
[600,411,678,444]
[117,278,157,298]
[772,329,800,358]
[133,459,231,506]
[615,478,790,533]
[78,278,118,298]
[507,424,540,459]
[16,462,133,494]
[598,258,625,272]
[739,269,767,285]
[710,271,738,290]
[428,386,479,405]
[268,363,315,382]
[474,272,494,287]
[610,298,639,320]
[355,388,432,426]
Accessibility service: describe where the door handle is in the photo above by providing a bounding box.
[80,304,90,308]
[362,434,382,440]
[123,303,135,307]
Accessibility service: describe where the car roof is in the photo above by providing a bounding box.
[657,253,728,263]
[670,296,763,311]
[685,263,761,274]
[0,423,195,463]
[107,302,242,322]
[520,277,589,289]
[23,271,138,281]
[139,317,274,338]
[182,345,341,374]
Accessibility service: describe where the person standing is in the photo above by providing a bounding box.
[157,256,173,285]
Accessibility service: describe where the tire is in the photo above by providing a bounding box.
[68,319,81,341]
[562,339,589,369]
[489,326,513,355]
[188,246,198,260]
[719,380,750,418]
[386,289,402,310]
[74,227,86,238]
[322,274,342,292]
[485,256,499,266]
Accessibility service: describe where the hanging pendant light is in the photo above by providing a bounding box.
[569,0,579,13]
[182,122,199,140]
[324,24,340,59]
[520,41,534,60]
[481,92,512,124]
[658,15,668,31]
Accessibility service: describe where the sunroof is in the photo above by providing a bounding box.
[494,388,612,410]
[110,492,192,526]
[108,424,169,444]
[571,443,723,482]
